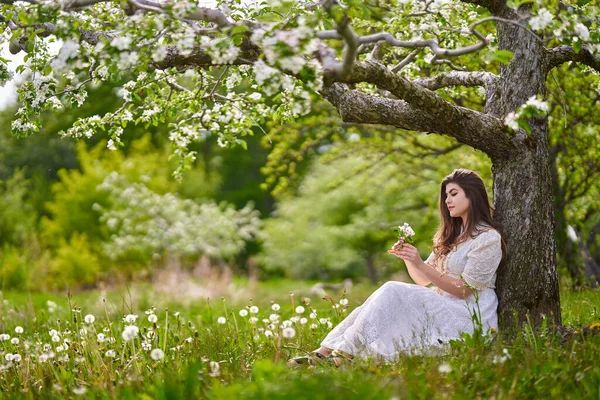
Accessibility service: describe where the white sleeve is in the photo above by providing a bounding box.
[462,230,502,290]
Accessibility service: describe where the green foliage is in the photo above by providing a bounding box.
[0,169,37,246]
[48,233,101,290]
[42,135,176,249]
[0,244,30,291]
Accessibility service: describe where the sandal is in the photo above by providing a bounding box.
[287,351,328,368]
[324,350,352,367]
[287,354,317,368]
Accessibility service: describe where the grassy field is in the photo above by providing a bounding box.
[0,279,599,399]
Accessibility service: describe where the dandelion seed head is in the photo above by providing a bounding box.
[282,327,296,338]
[84,314,95,324]
[269,314,280,322]
[265,330,273,337]
[271,303,280,311]
[282,320,292,328]
[73,386,86,395]
[122,325,139,341]
[51,335,61,343]
[209,361,220,376]
[14,326,24,334]
[105,349,116,358]
[249,306,259,314]
[148,314,158,323]
[11,354,22,362]
[124,314,138,323]
[249,317,258,324]
[295,306,305,314]
[310,324,318,329]
[10,338,19,345]
[239,309,248,317]
[217,317,227,324]
[97,333,106,342]
[310,312,317,319]
[339,298,349,306]
[438,362,452,373]
[150,348,165,360]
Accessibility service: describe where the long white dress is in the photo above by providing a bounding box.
[320,229,502,360]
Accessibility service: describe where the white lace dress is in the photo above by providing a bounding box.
[320,229,502,360]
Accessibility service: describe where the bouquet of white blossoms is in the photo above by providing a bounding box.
[391,222,415,249]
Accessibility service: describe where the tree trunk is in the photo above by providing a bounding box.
[493,153,561,327]
[491,8,562,328]
[365,253,377,284]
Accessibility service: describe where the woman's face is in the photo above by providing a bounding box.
[445,182,470,221]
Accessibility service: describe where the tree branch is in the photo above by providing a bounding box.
[413,71,498,91]
[322,82,516,161]
[547,45,600,73]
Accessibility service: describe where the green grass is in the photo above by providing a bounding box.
[0,280,599,399]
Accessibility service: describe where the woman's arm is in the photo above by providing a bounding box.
[389,244,473,298]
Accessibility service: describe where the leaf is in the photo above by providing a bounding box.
[493,50,514,65]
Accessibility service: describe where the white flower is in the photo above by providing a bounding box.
[152,46,169,62]
[122,325,139,341]
[84,314,95,324]
[97,333,106,342]
[249,317,258,324]
[264,330,273,337]
[52,335,61,343]
[300,318,307,325]
[529,8,553,31]
[249,306,259,314]
[525,96,549,113]
[150,348,165,360]
[310,312,317,319]
[11,338,19,345]
[295,306,305,314]
[248,92,262,101]
[4,353,13,361]
[105,350,116,358]
[282,327,296,338]
[0,334,10,341]
[573,23,590,42]
[217,317,227,324]
[438,362,452,373]
[339,298,349,306]
[271,303,280,311]
[148,314,158,323]
[111,36,132,50]
[281,320,293,328]
[504,112,520,130]
[14,326,23,334]
[11,354,22,362]
[124,314,138,323]
[239,309,248,317]
[269,314,279,322]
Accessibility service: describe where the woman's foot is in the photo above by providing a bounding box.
[288,348,353,368]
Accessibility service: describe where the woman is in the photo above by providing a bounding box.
[289,169,504,366]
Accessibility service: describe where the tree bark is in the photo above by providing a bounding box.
[365,253,377,284]
[490,8,561,328]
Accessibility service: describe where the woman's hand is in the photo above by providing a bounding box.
[387,243,423,264]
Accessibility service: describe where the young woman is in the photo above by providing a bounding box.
[289,169,505,366]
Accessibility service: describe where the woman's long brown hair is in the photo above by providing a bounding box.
[432,169,506,260]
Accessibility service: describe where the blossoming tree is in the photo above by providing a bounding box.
[1,0,599,327]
